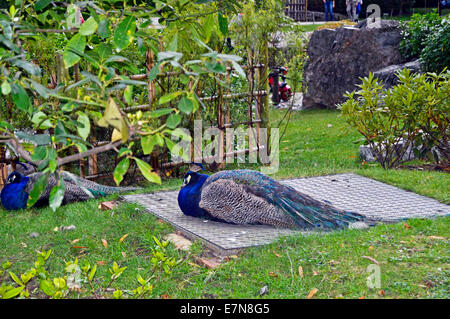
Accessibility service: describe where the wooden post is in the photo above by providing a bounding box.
[88,154,98,176]
[0,146,6,190]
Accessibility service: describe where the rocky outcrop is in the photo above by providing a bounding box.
[372,59,422,88]
[303,20,404,109]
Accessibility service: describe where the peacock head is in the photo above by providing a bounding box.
[182,171,197,188]
[6,172,25,185]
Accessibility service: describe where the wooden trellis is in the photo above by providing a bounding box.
[1,23,270,185]
[82,61,269,181]
[284,0,308,21]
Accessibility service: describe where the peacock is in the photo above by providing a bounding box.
[178,166,369,230]
[1,163,139,211]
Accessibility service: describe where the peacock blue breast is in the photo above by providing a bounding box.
[1,177,30,210]
[177,172,211,218]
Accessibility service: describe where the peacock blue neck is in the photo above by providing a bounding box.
[1,174,30,210]
[177,172,210,218]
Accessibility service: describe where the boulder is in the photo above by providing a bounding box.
[372,59,423,88]
[303,20,404,109]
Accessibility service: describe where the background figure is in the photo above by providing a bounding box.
[346,0,359,22]
[324,0,335,22]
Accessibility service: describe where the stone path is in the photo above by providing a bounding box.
[121,173,449,255]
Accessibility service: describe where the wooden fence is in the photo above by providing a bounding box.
[0,19,270,187]
[284,0,308,22]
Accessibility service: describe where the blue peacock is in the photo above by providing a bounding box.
[1,163,139,211]
[178,166,369,230]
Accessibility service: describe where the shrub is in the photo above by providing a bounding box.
[400,12,450,73]
[339,69,450,169]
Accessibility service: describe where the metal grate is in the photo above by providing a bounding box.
[121,173,449,255]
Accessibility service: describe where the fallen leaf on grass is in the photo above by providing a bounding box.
[359,295,365,299]
[97,261,107,266]
[427,236,445,240]
[298,266,304,278]
[71,246,88,249]
[313,271,319,276]
[272,251,282,258]
[268,272,278,277]
[161,294,171,299]
[403,223,412,229]
[71,239,80,244]
[307,288,318,299]
[188,262,200,268]
[119,233,129,243]
[21,242,27,248]
[378,290,385,296]
[101,239,108,249]
[361,256,379,265]
[121,251,126,258]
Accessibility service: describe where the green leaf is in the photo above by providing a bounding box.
[166,113,182,129]
[79,16,98,36]
[63,34,86,68]
[11,83,32,115]
[9,272,22,286]
[148,63,161,82]
[124,85,133,105]
[113,157,129,186]
[149,108,173,118]
[133,158,161,184]
[77,113,90,140]
[31,112,52,130]
[114,16,136,50]
[39,280,56,296]
[141,134,163,155]
[16,131,51,146]
[231,60,246,78]
[11,59,41,76]
[89,264,97,281]
[34,0,52,11]
[96,43,112,60]
[28,79,50,98]
[218,13,228,36]
[2,286,24,299]
[27,174,49,208]
[98,18,110,38]
[159,92,181,105]
[1,80,11,95]
[49,179,65,212]
[177,96,193,114]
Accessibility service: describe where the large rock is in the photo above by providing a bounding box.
[372,59,422,88]
[303,20,404,109]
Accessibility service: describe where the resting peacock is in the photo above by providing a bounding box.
[1,163,139,210]
[178,166,369,230]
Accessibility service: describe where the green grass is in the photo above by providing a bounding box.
[0,109,448,299]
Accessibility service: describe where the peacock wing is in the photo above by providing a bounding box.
[199,178,297,228]
[202,169,366,229]
[24,172,58,206]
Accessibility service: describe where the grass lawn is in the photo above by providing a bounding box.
[0,109,448,299]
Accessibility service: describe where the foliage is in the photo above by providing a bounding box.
[0,235,182,299]
[0,0,249,211]
[339,69,450,169]
[399,11,450,73]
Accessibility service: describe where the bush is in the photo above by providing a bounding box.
[400,12,450,73]
[339,69,450,169]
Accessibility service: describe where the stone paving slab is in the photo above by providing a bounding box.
[120,173,449,255]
